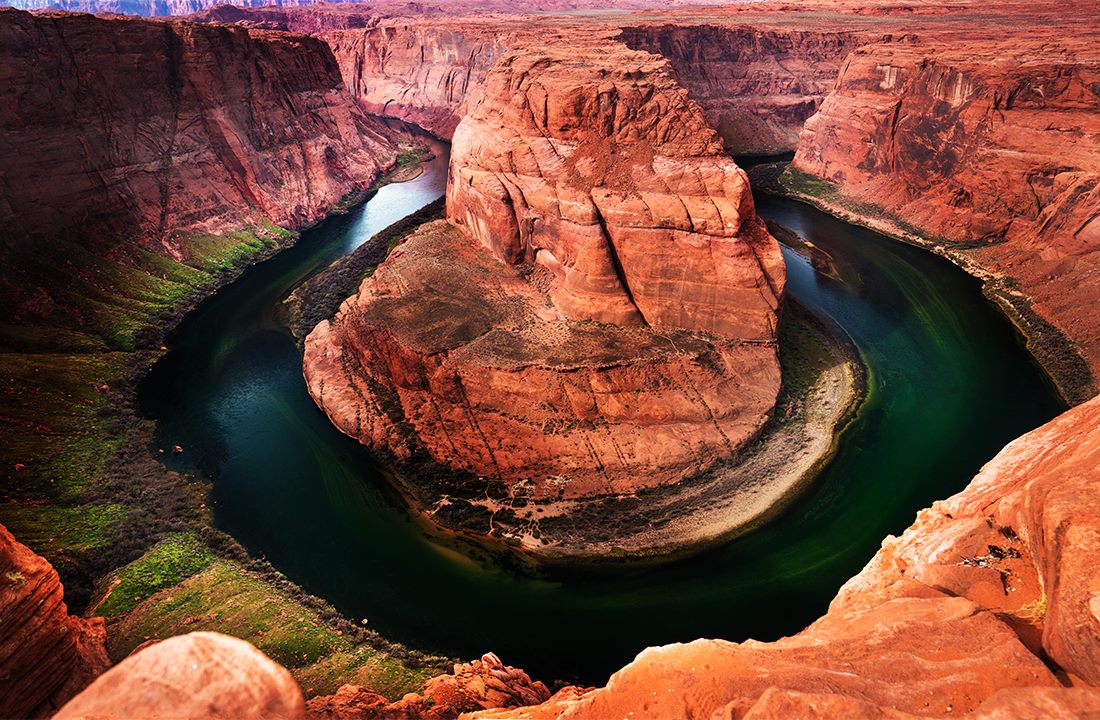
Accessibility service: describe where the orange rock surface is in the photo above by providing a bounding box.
[0,523,109,719]
[475,393,1100,719]
[303,37,784,537]
[54,632,306,720]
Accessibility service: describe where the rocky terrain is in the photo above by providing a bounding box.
[0,525,108,719]
[479,392,1100,718]
[303,36,787,552]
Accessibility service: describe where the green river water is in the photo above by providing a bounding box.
[141,139,1064,683]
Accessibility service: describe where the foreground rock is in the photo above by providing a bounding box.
[0,523,109,719]
[307,653,550,719]
[304,37,785,552]
[476,393,1100,718]
[54,632,305,720]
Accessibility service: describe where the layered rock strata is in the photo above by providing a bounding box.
[791,30,1100,393]
[0,8,397,255]
[304,39,784,544]
[0,523,109,719]
[479,392,1100,718]
[618,24,864,154]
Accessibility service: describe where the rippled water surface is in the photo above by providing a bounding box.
[142,144,1063,683]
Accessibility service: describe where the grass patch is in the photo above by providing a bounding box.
[107,559,435,698]
[93,531,216,619]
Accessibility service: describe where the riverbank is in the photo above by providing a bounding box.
[748,162,1094,406]
[0,144,454,698]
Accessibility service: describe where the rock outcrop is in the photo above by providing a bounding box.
[0,523,109,719]
[790,23,1100,392]
[618,24,864,155]
[308,653,550,719]
[53,632,306,720]
[303,38,784,550]
[477,392,1100,718]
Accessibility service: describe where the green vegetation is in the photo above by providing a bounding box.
[106,559,435,698]
[93,532,216,619]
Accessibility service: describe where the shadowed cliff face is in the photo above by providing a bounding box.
[0,8,399,349]
[303,36,784,520]
[0,524,109,719]
[618,24,863,155]
[478,393,1100,719]
[791,29,1100,389]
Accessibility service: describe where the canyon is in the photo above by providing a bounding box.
[1,0,1099,718]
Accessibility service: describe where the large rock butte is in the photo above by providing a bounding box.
[0,523,109,719]
[303,37,784,542]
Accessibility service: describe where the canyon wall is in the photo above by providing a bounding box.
[483,391,1100,719]
[618,24,863,155]
[320,20,518,138]
[303,36,784,546]
[0,524,109,719]
[0,7,399,349]
[791,33,1100,394]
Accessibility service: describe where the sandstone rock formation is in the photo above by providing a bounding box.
[0,8,396,254]
[0,523,109,719]
[618,24,863,155]
[0,7,401,348]
[322,18,520,138]
[790,17,1100,394]
[53,632,306,720]
[476,392,1100,718]
[307,652,550,719]
[304,38,784,548]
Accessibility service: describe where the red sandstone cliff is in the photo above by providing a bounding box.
[0,8,399,347]
[303,37,784,546]
[0,523,109,719]
[618,24,864,155]
[320,19,519,138]
[477,392,1100,718]
[791,25,1100,393]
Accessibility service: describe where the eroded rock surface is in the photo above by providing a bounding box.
[475,393,1100,719]
[790,15,1100,392]
[308,653,550,719]
[54,632,306,720]
[304,39,784,548]
[0,523,109,719]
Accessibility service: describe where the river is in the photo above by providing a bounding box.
[140,138,1063,683]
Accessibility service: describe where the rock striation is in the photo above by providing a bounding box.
[790,24,1100,394]
[477,392,1100,718]
[303,38,784,548]
[0,8,397,255]
[0,523,109,719]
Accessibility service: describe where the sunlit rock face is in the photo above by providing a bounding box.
[304,36,784,512]
[0,523,109,719]
[475,393,1100,719]
[53,632,306,720]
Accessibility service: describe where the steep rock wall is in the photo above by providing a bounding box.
[618,24,864,155]
[791,37,1100,386]
[0,523,109,719]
